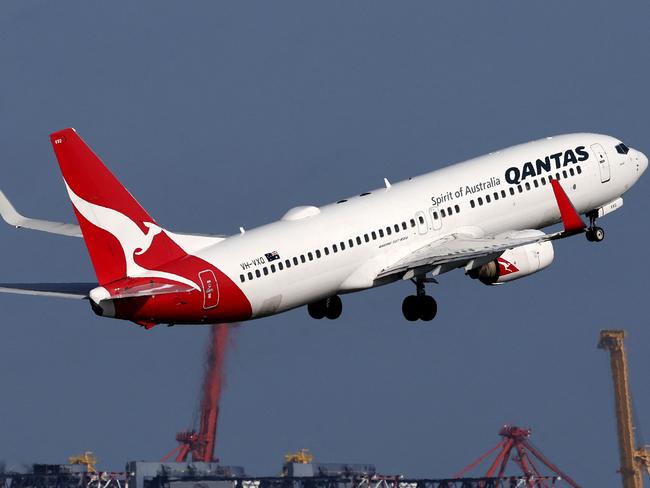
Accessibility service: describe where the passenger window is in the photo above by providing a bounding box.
[308,252,313,261]
[355,236,361,244]
[478,197,483,205]
[470,200,475,208]
[441,209,446,217]
[364,234,370,242]
[264,267,269,276]
[316,250,321,258]
[562,170,568,179]
[348,239,354,247]
[410,219,416,227]
[278,262,284,270]
[270,264,276,273]
[533,180,539,188]
[501,190,506,198]
[255,269,261,278]
[394,224,399,232]
[418,216,424,224]
[577,166,582,174]
[248,272,253,280]
[402,222,407,230]
[493,192,499,201]
[379,229,384,238]
[569,168,575,176]
[372,231,377,240]
[555,173,560,180]
[486,195,491,203]
[300,255,306,263]
[293,257,299,265]
[386,227,391,236]
[333,244,338,253]
[541,177,546,185]
[509,187,515,196]
[455,204,460,213]
[340,242,346,250]
[525,182,530,191]
[433,211,439,219]
[518,185,523,193]
[240,274,245,283]
[447,207,452,215]
[324,247,329,256]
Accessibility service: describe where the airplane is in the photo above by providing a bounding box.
[0,128,646,327]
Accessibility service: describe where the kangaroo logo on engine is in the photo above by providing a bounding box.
[505,146,589,184]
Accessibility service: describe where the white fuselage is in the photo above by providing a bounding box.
[194,133,646,318]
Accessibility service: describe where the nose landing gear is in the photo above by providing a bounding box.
[402,277,438,322]
[308,295,342,320]
[585,211,605,242]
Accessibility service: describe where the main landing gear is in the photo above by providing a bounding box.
[308,295,342,320]
[585,211,605,242]
[402,277,438,322]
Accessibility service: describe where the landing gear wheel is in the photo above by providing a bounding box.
[324,295,342,320]
[419,295,438,321]
[402,295,420,321]
[592,226,605,242]
[307,301,326,319]
[586,226,605,242]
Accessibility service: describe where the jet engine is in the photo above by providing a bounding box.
[468,231,554,285]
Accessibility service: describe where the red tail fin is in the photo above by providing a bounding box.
[50,128,185,285]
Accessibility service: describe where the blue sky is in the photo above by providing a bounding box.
[1,2,649,485]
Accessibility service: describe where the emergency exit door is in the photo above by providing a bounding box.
[591,143,611,183]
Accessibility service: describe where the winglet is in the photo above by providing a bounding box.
[0,189,82,237]
[550,179,586,232]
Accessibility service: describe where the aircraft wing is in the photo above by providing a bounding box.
[0,189,228,239]
[0,190,82,237]
[0,280,195,300]
[376,230,563,280]
[0,282,97,299]
[378,179,586,280]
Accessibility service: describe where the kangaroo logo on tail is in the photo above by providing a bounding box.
[65,183,200,291]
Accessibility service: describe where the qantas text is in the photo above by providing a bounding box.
[504,146,589,184]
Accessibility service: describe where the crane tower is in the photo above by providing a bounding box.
[598,330,649,488]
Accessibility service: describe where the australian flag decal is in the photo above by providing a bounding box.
[265,251,280,262]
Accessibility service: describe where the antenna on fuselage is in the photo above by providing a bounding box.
[383,178,391,189]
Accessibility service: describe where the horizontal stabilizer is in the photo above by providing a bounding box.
[0,190,82,237]
[109,281,195,299]
[0,282,97,299]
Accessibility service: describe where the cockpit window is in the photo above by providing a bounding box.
[615,143,630,155]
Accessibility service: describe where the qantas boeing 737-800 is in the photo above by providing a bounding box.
[0,128,646,327]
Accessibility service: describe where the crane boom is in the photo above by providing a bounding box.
[598,330,644,488]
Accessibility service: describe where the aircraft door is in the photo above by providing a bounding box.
[591,143,611,183]
[415,210,428,234]
[198,269,219,309]
[430,207,442,231]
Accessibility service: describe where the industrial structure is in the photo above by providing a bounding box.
[0,460,574,488]
[598,330,650,487]
[453,425,580,487]
[161,325,229,463]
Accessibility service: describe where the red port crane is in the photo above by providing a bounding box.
[454,425,581,487]
[162,324,229,463]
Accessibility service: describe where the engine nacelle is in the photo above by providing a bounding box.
[468,231,554,285]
